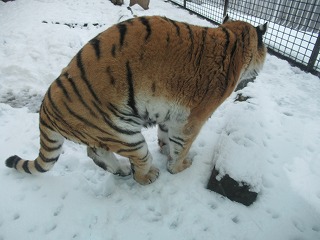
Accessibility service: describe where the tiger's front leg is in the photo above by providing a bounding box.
[166,122,200,174]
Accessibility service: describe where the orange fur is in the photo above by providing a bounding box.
[5,16,267,185]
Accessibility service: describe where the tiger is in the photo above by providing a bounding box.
[5,15,268,185]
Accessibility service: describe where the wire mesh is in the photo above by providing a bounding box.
[168,0,320,75]
[185,0,225,24]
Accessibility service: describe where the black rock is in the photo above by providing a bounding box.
[207,168,258,206]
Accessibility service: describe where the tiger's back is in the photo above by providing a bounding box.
[6,16,267,185]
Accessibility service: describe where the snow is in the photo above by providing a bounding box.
[0,0,320,239]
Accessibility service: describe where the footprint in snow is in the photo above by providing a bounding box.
[53,205,63,217]
[266,208,280,219]
[13,213,20,221]
[312,225,320,232]
[45,223,57,234]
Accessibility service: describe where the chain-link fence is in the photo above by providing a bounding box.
[169,0,320,76]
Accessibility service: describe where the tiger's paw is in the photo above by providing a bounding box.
[113,164,132,177]
[158,139,170,156]
[167,159,192,174]
[133,166,159,185]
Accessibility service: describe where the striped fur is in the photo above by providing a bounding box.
[5,16,267,185]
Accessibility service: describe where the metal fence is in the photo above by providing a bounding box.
[169,0,320,76]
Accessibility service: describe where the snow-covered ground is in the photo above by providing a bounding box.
[0,0,320,239]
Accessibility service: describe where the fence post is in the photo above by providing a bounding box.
[223,0,229,19]
[307,33,320,72]
[184,0,186,8]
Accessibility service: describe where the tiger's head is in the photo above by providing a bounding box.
[221,14,268,82]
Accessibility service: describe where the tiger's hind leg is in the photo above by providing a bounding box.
[166,121,202,174]
[110,133,159,185]
[87,147,131,177]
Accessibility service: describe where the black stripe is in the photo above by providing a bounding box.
[221,27,230,71]
[43,100,89,141]
[64,73,98,118]
[34,160,47,173]
[39,128,58,143]
[56,77,71,102]
[111,44,116,57]
[126,61,138,115]
[151,82,156,93]
[40,139,62,152]
[242,26,250,55]
[98,137,145,148]
[158,124,168,133]
[243,53,253,74]
[241,30,247,55]
[90,38,101,59]
[47,85,63,116]
[164,110,171,121]
[44,104,96,143]
[76,51,101,104]
[196,27,208,66]
[230,40,237,60]
[42,100,89,142]
[103,114,140,135]
[139,151,149,162]
[107,103,141,125]
[46,92,73,135]
[169,137,184,148]
[225,29,238,87]
[166,33,170,46]
[92,101,140,135]
[39,116,55,131]
[39,152,59,163]
[41,106,69,137]
[117,145,143,154]
[169,19,180,36]
[46,86,79,136]
[106,67,116,86]
[104,118,140,135]
[139,17,152,41]
[108,103,140,119]
[22,161,32,174]
[64,102,110,134]
[117,23,127,48]
[171,136,185,143]
[130,163,135,174]
[226,33,238,91]
[184,24,194,60]
[143,109,149,120]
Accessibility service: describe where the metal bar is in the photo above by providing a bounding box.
[168,0,221,26]
[307,35,320,72]
[223,0,229,18]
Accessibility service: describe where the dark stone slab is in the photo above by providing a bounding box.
[207,168,258,206]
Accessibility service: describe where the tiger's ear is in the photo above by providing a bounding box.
[256,23,268,47]
[222,14,231,24]
[256,22,268,36]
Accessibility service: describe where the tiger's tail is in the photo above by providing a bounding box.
[5,124,64,174]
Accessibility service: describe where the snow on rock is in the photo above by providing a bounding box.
[0,0,320,240]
